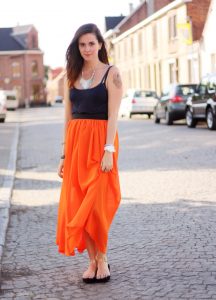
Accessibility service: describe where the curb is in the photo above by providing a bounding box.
[0,122,20,269]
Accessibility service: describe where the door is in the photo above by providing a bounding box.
[32,84,41,103]
[193,77,208,117]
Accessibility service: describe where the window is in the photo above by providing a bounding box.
[211,53,216,72]
[188,58,199,83]
[14,86,22,100]
[32,61,38,77]
[208,75,216,93]
[124,40,127,59]
[168,15,177,40]
[32,84,40,101]
[138,32,143,53]
[12,62,21,77]
[176,85,196,96]
[199,77,208,95]
[148,65,151,89]
[169,61,178,84]
[152,24,157,49]
[130,36,134,56]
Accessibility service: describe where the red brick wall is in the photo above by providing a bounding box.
[119,4,148,34]
[27,28,39,49]
[186,0,211,41]
[154,0,173,11]
[118,0,174,35]
[0,52,45,107]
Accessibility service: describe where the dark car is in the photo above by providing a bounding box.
[154,84,197,125]
[185,73,216,130]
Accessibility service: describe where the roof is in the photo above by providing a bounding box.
[0,25,37,51]
[51,67,64,79]
[105,16,125,31]
[0,28,24,51]
[12,24,33,35]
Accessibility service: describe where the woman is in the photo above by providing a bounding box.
[56,23,122,283]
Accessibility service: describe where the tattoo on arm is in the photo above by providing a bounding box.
[113,72,122,89]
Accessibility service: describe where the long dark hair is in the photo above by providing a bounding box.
[66,23,109,88]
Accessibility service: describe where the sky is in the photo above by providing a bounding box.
[0,0,140,68]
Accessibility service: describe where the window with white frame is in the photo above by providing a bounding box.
[188,58,199,83]
[169,61,178,84]
[138,31,143,53]
[32,61,38,77]
[130,36,134,56]
[152,23,157,49]
[168,15,177,41]
[211,53,216,72]
[12,62,21,77]
[13,86,22,100]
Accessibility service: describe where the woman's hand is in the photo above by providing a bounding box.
[58,159,64,178]
[101,151,113,172]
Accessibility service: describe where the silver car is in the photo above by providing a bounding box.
[0,93,7,122]
[119,89,158,118]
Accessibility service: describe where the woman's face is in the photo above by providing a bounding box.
[78,33,102,61]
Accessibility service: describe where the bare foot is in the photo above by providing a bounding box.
[96,257,110,280]
[82,259,97,279]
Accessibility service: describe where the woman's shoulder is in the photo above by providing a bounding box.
[106,65,122,90]
[108,65,121,75]
[106,65,121,81]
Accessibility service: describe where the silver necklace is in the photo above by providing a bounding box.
[80,69,96,89]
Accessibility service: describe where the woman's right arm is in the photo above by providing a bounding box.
[58,88,72,178]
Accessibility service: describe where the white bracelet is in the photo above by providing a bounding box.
[104,144,115,152]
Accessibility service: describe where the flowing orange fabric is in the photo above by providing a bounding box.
[56,119,121,256]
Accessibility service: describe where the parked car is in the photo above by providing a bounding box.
[119,89,158,118]
[55,95,63,103]
[154,84,197,125]
[0,90,18,110]
[0,95,7,122]
[185,73,216,130]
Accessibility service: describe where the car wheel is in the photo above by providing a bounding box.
[186,108,197,128]
[154,113,160,124]
[206,108,216,130]
[165,110,173,125]
[0,118,5,123]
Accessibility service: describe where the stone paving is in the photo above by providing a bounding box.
[1,106,216,299]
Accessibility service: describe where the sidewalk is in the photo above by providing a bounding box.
[1,107,216,299]
[0,112,20,270]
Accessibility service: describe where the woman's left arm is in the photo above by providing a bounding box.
[101,66,123,172]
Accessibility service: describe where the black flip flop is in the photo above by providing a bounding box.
[82,269,97,284]
[95,264,110,283]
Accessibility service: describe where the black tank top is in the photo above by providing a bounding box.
[70,66,112,120]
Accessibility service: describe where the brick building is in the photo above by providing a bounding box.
[105,0,211,95]
[0,25,45,107]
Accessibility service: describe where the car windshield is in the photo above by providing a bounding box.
[7,95,16,100]
[176,85,196,96]
[134,91,156,97]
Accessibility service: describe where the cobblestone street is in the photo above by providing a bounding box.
[1,106,216,299]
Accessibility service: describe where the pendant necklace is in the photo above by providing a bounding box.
[80,68,96,89]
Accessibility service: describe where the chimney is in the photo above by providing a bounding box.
[129,2,134,14]
[147,0,155,16]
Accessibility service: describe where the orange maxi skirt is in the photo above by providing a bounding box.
[56,119,121,256]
